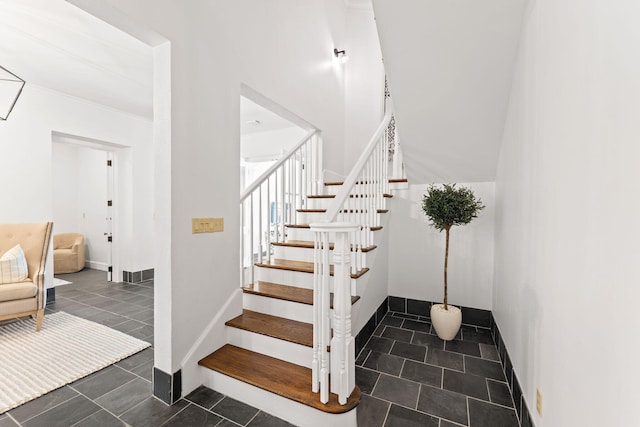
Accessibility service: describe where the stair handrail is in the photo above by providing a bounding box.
[324,110,393,222]
[240,129,322,287]
[240,129,319,202]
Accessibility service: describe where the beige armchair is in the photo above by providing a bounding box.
[53,233,85,274]
[0,222,53,331]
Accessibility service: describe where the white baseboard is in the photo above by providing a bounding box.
[85,260,108,271]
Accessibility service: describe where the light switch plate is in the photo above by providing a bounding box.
[192,217,224,234]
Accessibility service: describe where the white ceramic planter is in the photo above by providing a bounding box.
[430,304,462,341]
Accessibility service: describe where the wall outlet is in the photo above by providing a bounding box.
[192,217,224,234]
[536,388,543,416]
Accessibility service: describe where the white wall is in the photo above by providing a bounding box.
[0,84,154,283]
[343,6,385,171]
[387,183,494,310]
[52,143,79,235]
[493,1,640,426]
[73,0,387,391]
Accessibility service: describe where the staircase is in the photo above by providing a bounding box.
[197,113,405,426]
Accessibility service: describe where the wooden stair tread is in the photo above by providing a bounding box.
[255,259,369,279]
[285,224,384,233]
[226,309,313,347]
[297,208,388,214]
[198,344,361,414]
[272,240,377,253]
[307,194,393,198]
[325,179,406,185]
[243,281,360,306]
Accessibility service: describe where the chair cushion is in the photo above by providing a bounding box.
[0,280,37,302]
[0,244,29,284]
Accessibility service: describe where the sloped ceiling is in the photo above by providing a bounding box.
[373,0,525,183]
[0,0,153,117]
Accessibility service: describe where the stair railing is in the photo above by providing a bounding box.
[310,110,394,405]
[240,130,322,286]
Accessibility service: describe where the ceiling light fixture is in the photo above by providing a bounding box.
[333,48,349,64]
[0,66,25,120]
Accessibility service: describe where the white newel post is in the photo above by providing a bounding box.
[310,222,357,405]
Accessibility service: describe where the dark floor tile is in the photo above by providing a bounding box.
[95,377,152,415]
[462,329,494,345]
[162,403,221,426]
[379,315,404,327]
[357,395,390,427]
[247,411,296,426]
[384,404,438,427]
[216,420,242,427]
[411,331,445,349]
[382,326,414,343]
[479,343,500,361]
[465,357,505,381]
[111,319,146,333]
[117,347,154,370]
[365,336,395,354]
[356,367,380,394]
[417,386,468,426]
[120,396,188,427]
[445,340,481,357]
[131,360,154,381]
[443,369,489,401]
[74,409,126,426]
[487,380,514,408]
[128,324,154,340]
[440,420,464,427]
[392,312,420,320]
[9,386,78,423]
[390,341,426,362]
[401,319,432,334]
[184,386,225,410]
[363,351,405,376]
[71,365,136,399]
[374,323,386,336]
[22,395,100,427]
[372,375,420,408]
[212,397,259,425]
[426,348,464,371]
[0,417,18,427]
[467,398,519,427]
[356,349,370,366]
[400,360,442,387]
[127,308,155,322]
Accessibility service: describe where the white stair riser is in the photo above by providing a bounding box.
[285,227,315,241]
[202,369,357,427]
[305,198,334,210]
[255,266,314,288]
[297,211,327,223]
[273,245,370,267]
[242,292,312,323]
[227,327,312,368]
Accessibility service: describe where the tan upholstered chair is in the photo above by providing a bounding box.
[0,222,53,331]
[53,233,85,274]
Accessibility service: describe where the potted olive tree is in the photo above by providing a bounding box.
[422,184,484,340]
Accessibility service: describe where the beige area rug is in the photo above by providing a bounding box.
[52,278,72,287]
[0,312,151,413]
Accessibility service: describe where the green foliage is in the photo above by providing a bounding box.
[422,184,485,232]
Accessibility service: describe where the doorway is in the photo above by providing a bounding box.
[52,134,122,282]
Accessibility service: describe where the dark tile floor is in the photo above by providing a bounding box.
[0,269,293,427]
[356,312,520,427]
[0,269,520,426]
